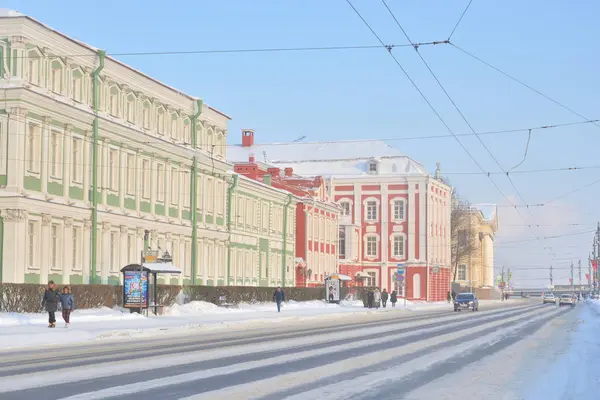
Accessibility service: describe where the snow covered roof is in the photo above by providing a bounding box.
[142,262,181,274]
[0,9,230,119]
[227,140,428,177]
[0,9,23,17]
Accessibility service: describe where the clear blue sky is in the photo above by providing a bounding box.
[6,0,600,287]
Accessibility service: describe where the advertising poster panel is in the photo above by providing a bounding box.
[123,271,149,308]
[326,279,341,303]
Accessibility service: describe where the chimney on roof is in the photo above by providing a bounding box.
[241,129,254,148]
[249,154,255,163]
[267,167,280,177]
[284,167,293,177]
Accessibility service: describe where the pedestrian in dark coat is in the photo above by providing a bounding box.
[59,286,75,328]
[367,290,374,309]
[42,281,60,328]
[390,291,398,307]
[273,286,285,312]
[381,289,389,308]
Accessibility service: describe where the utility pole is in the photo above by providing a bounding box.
[588,256,592,291]
[578,260,582,298]
[570,261,574,293]
[549,265,553,287]
[501,265,505,301]
[468,216,473,293]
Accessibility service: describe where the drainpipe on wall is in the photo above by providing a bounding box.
[90,49,105,285]
[225,174,239,285]
[282,194,293,287]
[190,99,203,285]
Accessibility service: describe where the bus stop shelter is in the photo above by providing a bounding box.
[121,260,181,315]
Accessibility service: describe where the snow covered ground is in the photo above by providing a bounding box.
[400,300,600,400]
[0,298,467,350]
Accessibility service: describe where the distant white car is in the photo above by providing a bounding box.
[558,294,576,307]
[542,293,555,304]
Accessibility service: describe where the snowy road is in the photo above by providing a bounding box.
[0,300,577,399]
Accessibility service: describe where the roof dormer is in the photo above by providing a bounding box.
[367,159,379,175]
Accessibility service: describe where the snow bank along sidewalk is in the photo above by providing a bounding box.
[0,298,457,350]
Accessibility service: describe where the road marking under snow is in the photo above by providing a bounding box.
[55,306,554,400]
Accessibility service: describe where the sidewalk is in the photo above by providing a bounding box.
[0,299,488,350]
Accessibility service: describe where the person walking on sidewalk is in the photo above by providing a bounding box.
[390,291,398,307]
[59,286,75,328]
[42,281,60,328]
[373,288,381,309]
[381,289,389,308]
[273,286,285,312]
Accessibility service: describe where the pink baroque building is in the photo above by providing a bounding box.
[228,130,452,301]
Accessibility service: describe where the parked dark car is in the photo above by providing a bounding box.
[454,292,479,312]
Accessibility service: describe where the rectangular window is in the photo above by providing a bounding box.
[171,167,178,205]
[108,149,118,191]
[365,271,376,287]
[156,111,164,135]
[341,202,350,216]
[171,117,178,140]
[338,229,346,258]
[393,200,405,220]
[126,99,135,123]
[182,171,190,207]
[458,265,467,281]
[142,106,150,129]
[72,74,83,102]
[51,224,58,268]
[142,159,150,199]
[28,222,35,267]
[183,124,190,144]
[366,201,377,221]
[206,178,214,212]
[50,131,62,178]
[126,154,135,196]
[72,227,81,269]
[51,67,62,93]
[71,138,82,183]
[393,236,405,257]
[27,123,41,173]
[157,163,165,202]
[366,236,377,257]
[109,92,118,116]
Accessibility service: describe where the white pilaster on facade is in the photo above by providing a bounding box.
[150,158,156,214]
[135,151,141,213]
[82,131,91,203]
[419,183,427,263]
[40,214,52,284]
[101,140,108,205]
[101,222,111,284]
[407,183,416,262]
[164,160,171,215]
[119,148,126,210]
[432,194,438,265]
[119,225,128,273]
[82,220,91,284]
[6,108,27,193]
[62,125,73,201]
[0,209,28,283]
[63,217,73,284]
[381,183,389,291]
